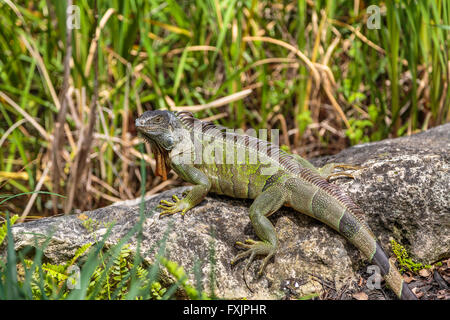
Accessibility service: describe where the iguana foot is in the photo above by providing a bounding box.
[157,195,191,217]
[325,172,356,181]
[319,163,364,181]
[331,164,363,170]
[231,239,276,277]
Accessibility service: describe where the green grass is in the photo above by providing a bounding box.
[0,210,210,300]
[0,147,212,300]
[0,0,449,217]
[0,0,448,300]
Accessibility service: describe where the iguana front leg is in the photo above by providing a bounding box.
[231,185,287,276]
[158,163,211,217]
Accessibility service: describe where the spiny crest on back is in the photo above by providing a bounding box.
[175,111,226,136]
[174,111,363,217]
[175,111,296,167]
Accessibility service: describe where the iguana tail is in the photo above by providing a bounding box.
[285,174,417,300]
[334,201,417,300]
[371,240,417,299]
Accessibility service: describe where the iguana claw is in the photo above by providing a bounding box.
[231,239,276,277]
[321,163,365,181]
[157,194,190,217]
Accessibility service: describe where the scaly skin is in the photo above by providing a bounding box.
[135,110,417,300]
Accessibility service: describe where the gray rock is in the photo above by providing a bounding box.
[311,123,450,264]
[7,123,450,299]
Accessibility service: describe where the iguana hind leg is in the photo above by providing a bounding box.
[290,154,362,181]
[318,163,363,181]
[231,185,286,277]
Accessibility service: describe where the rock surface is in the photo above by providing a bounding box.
[8,123,450,299]
[311,123,450,264]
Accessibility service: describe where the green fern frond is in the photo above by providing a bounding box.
[42,263,68,283]
[65,243,93,269]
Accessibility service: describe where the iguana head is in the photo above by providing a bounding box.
[135,110,182,180]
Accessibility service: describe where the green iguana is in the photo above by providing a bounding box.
[135,110,417,300]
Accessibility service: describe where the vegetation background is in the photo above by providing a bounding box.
[0,0,449,221]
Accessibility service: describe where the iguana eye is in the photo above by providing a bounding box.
[154,116,162,123]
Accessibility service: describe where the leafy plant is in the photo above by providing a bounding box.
[1,219,214,300]
[390,239,431,273]
[298,292,319,300]
[21,243,92,299]
[345,118,374,145]
[0,172,215,300]
[1,0,448,218]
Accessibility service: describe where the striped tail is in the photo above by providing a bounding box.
[288,170,418,300]
[337,205,417,300]
[337,212,417,299]
[371,241,417,300]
